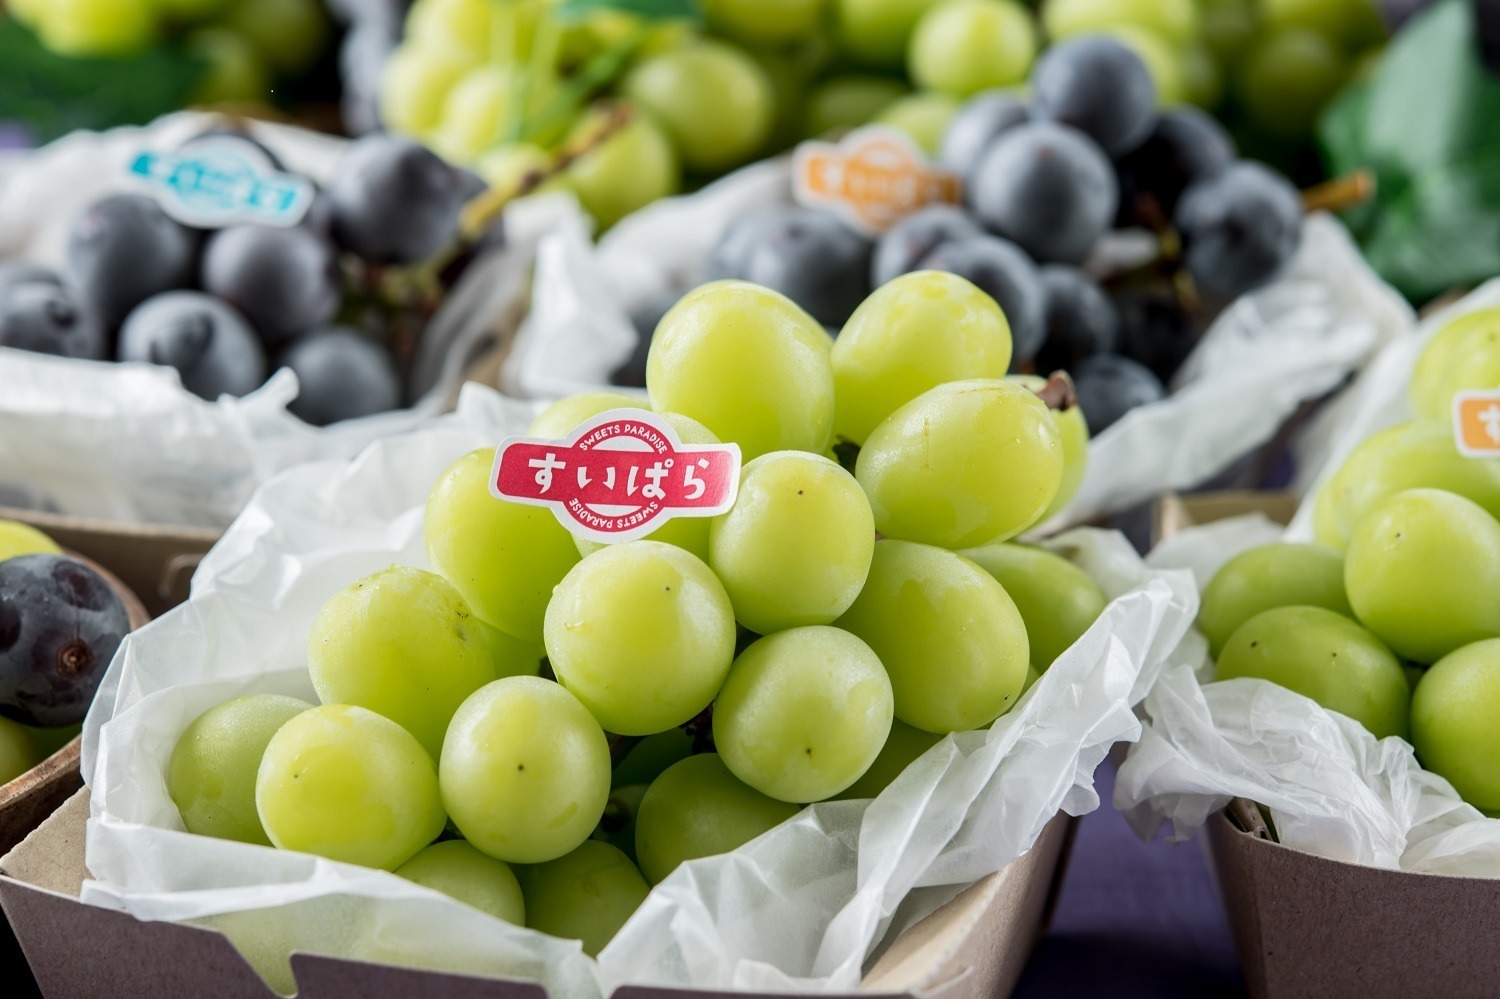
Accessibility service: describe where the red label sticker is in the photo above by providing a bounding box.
[491,409,741,542]
[1454,390,1500,457]
[792,125,963,235]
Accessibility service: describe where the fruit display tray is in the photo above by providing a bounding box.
[1158,490,1500,999]
[0,790,1075,999]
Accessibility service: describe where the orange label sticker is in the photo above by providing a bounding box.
[1454,390,1500,457]
[792,126,962,235]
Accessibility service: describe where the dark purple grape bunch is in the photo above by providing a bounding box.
[0,555,130,728]
[1,131,481,427]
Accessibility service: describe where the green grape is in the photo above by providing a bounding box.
[1314,422,1500,551]
[1197,543,1352,657]
[1412,639,1500,812]
[833,720,940,799]
[475,143,552,197]
[908,0,1038,97]
[592,782,648,859]
[545,541,736,736]
[1403,661,1425,693]
[1409,308,1500,420]
[1041,0,1199,45]
[1181,43,1223,108]
[612,730,694,788]
[380,43,477,139]
[0,520,61,562]
[835,0,944,69]
[519,840,650,955]
[186,29,272,107]
[646,281,835,460]
[23,722,80,758]
[560,109,682,230]
[405,0,496,63]
[714,627,892,802]
[156,0,232,18]
[476,621,544,680]
[433,66,522,165]
[1022,662,1042,694]
[574,413,718,563]
[1345,489,1500,664]
[1215,606,1409,739]
[1235,28,1348,138]
[425,448,581,645]
[803,75,910,138]
[836,540,1028,732]
[6,0,48,29]
[256,704,445,870]
[0,718,42,786]
[872,91,962,155]
[708,452,875,633]
[395,840,525,923]
[1008,375,1088,521]
[1198,0,1257,64]
[527,392,643,439]
[36,0,158,58]
[228,0,328,76]
[959,543,1106,668]
[307,566,496,761]
[560,11,640,68]
[441,676,611,864]
[833,271,1013,446]
[704,0,828,47]
[1262,0,1385,49]
[622,42,777,174]
[856,379,1063,548]
[635,754,799,883]
[169,694,312,845]
[1104,26,1188,106]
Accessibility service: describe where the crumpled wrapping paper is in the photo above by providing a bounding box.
[80,384,1198,996]
[0,112,563,527]
[497,154,1413,524]
[1118,283,1500,878]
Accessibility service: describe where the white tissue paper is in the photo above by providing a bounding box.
[81,384,1198,996]
[498,153,1414,523]
[1117,283,1500,877]
[0,112,564,527]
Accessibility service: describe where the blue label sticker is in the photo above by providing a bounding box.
[128,136,315,229]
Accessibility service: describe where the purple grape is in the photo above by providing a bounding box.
[0,262,62,296]
[1035,266,1119,374]
[0,554,129,727]
[201,224,341,347]
[280,327,402,426]
[613,290,681,388]
[118,291,267,399]
[940,92,1030,179]
[713,208,872,327]
[1071,354,1166,434]
[919,236,1046,365]
[1116,109,1235,228]
[1032,36,1156,156]
[66,194,199,326]
[870,205,983,287]
[1175,162,1302,300]
[1115,288,1198,383]
[0,281,106,360]
[328,135,473,265]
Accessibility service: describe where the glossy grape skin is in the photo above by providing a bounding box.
[67,194,198,326]
[873,92,962,155]
[646,281,835,461]
[833,720,941,800]
[256,704,446,870]
[709,453,875,634]
[544,542,736,736]
[1235,28,1349,138]
[622,41,776,173]
[440,677,611,864]
[834,0,944,69]
[870,206,984,289]
[1409,308,1500,420]
[0,282,106,361]
[803,75,909,137]
[119,292,266,400]
[328,135,470,266]
[308,566,497,760]
[169,694,312,846]
[836,540,1028,732]
[918,237,1045,364]
[0,718,41,786]
[1069,354,1165,434]
[561,110,681,230]
[967,122,1117,265]
[1115,109,1235,228]
[425,449,581,645]
[0,522,61,562]
[527,392,643,440]
[395,841,525,923]
[201,224,341,347]
[635,754,799,884]
[1198,543,1352,657]
[832,270,1012,445]
[960,543,1105,668]
[281,328,403,426]
[1412,639,1500,812]
[1033,266,1119,373]
[718,208,873,328]
[856,379,1063,548]
[714,627,893,803]
[1032,36,1157,156]
[908,0,1039,97]
[1216,606,1409,740]
[1007,374,1089,520]
[1345,490,1500,664]
[519,841,650,955]
[1041,0,1199,44]
[940,91,1030,179]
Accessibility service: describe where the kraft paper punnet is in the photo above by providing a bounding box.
[78,384,1197,996]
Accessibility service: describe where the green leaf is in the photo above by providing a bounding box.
[554,0,703,23]
[0,20,204,144]
[1319,0,1500,302]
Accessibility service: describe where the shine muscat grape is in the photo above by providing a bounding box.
[168,277,1115,958]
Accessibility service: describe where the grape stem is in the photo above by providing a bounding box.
[1300,169,1376,215]
[681,702,716,755]
[1031,371,1079,412]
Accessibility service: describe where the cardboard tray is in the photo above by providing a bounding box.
[1156,490,1500,999]
[0,789,1075,999]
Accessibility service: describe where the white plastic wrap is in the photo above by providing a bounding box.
[0,112,560,527]
[80,384,1199,995]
